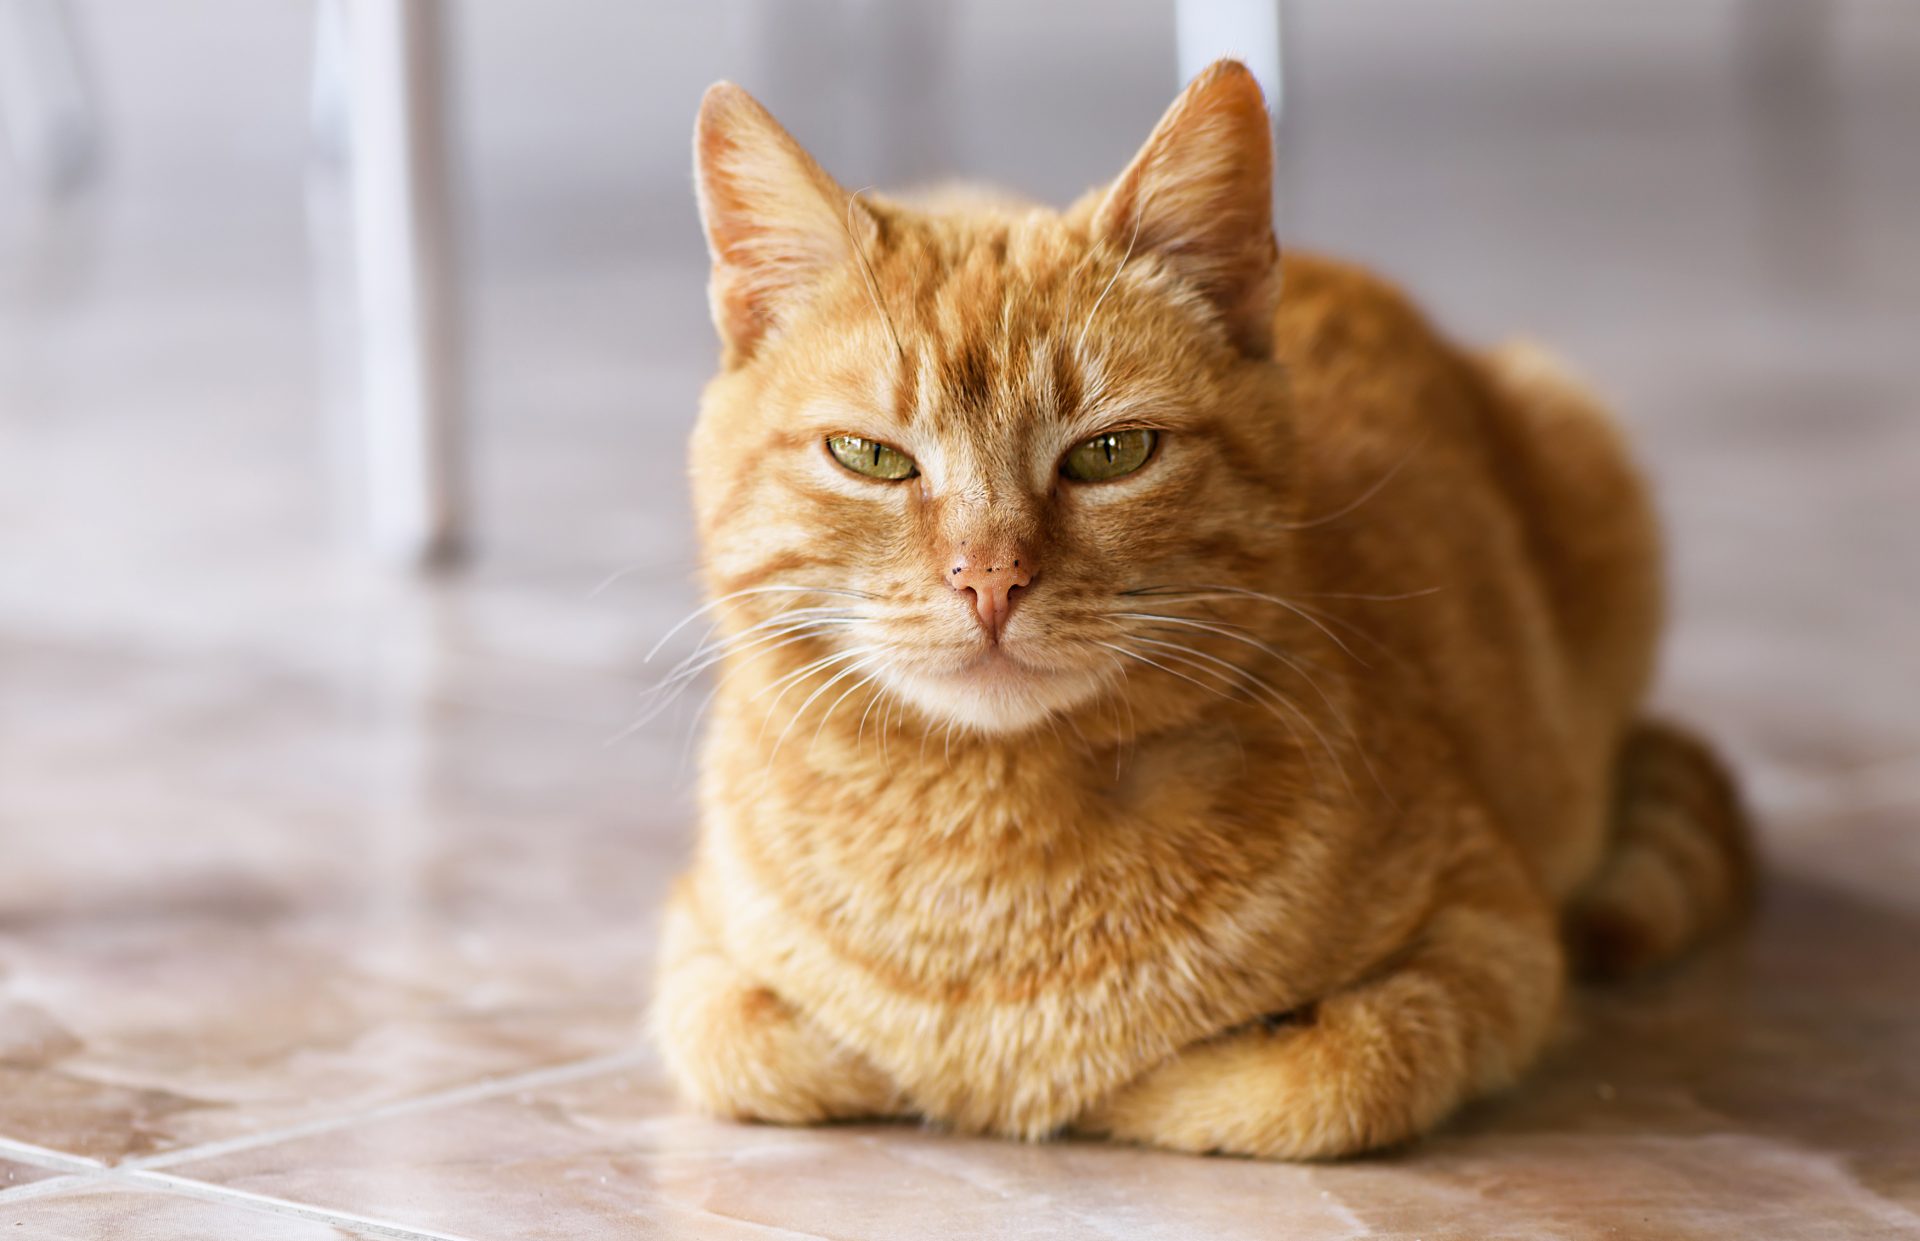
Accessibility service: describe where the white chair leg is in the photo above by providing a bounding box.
[1174,0,1284,124]
[340,0,465,569]
[0,0,99,198]
[309,0,351,167]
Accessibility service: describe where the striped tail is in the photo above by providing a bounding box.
[1566,719,1756,979]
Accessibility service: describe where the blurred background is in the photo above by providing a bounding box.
[0,3,1917,1235]
[3,1,1916,719]
[2,3,1915,734]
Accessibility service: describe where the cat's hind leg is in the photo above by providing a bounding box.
[1566,719,1755,980]
[1079,846,1562,1159]
[652,879,908,1124]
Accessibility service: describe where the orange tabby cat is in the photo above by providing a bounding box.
[651,61,1752,1158]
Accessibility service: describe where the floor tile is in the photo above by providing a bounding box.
[0,640,681,1162]
[0,1158,53,1194]
[1,2,1917,1235]
[0,1184,385,1241]
[163,826,1920,1240]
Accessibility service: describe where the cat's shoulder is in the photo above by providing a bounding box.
[1273,250,1440,359]
[1276,249,1406,304]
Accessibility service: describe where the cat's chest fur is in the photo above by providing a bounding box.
[698,709,1352,1136]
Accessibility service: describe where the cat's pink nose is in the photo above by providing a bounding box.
[948,546,1034,641]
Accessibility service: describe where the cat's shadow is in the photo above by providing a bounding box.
[1435,869,1919,1182]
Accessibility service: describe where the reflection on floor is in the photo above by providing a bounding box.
[2,2,1917,1237]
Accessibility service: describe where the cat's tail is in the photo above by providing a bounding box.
[1565,718,1756,979]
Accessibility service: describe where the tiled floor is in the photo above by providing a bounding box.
[2,3,1917,1238]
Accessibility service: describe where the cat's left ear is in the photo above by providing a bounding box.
[694,82,874,365]
[1092,60,1279,358]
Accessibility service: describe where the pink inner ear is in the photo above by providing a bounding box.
[1094,61,1279,357]
[694,82,864,364]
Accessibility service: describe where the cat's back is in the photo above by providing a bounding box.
[1267,250,1663,897]
[1267,246,1656,667]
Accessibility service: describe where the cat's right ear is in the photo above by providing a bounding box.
[694,83,872,366]
[1091,60,1278,358]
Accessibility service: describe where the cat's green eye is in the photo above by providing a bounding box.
[827,434,918,481]
[1061,428,1158,483]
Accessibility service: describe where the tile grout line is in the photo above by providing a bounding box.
[0,1136,106,1176]
[1,1048,654,1238]
[0,1158,480,1241]
[126,1045,656,1172]
[118,1168,485,1241]
[0,1174,93,1205]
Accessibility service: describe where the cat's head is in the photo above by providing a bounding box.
[688,61,1301,736]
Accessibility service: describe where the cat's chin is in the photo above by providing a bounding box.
[882,649,1104,735]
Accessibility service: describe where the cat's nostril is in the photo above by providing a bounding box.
[947,547,1036,640]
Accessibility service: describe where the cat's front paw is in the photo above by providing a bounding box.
[659,982,904,1125]
[652,884,907,1126]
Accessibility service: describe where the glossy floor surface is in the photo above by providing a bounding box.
[2,3,1917,1238]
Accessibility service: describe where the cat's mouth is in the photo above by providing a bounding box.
[943,646,1042,680]
[883,641,1105,733]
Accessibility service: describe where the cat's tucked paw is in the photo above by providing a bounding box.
[1253,1005,1315,1034]
[1079,1005,1447,1160]
[1080,890,1560,1160]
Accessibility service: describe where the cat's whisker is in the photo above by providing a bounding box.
[1275,437,1426,531]
[1298,587,1444,603]
[645,585,875,663]
[1115,610,1274,651]
[1074,177,1154,359]
[634,617,859,729]
[846,188,907,369]
[1134,588,1402,673]
[616,621,848,748]
[809,667,881,760]
[769,656,877,765]
[588,563,680,600]
[655,603,862,677]
[1113,608,1394,806]
[649,628,828,711]
[1111,610,1349,720]
[752,644,868,707]
[881,693,899,766]
[670,625,858,765]
[1125,633,1352,801]
[856,675,888,751]
[655,612,860,690]
[1135,618,1400,809]
[1095,641,1234,701]
[1132,638,1339,802]
[1266,597,1407,670]
[652,597,873,678]
[1057,703,1097,769]
[1117,585,1371,667]
[754,647,877,749]
[1097,654,1139,780]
